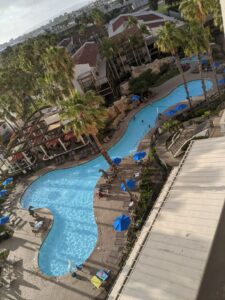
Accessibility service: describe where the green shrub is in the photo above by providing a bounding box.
[0,249,10,261]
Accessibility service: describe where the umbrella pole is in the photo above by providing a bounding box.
[120,177,133,200]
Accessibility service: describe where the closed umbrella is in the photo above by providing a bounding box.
[0,190,7,197]
[112,157,122,166]
[2,177,13,186]
[121,179,136,192]
[212,61,220,67]
[113,215,131,232]
[133,151,146,161]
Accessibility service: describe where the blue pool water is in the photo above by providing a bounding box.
[21,80,213,276]
[181,55,208,65]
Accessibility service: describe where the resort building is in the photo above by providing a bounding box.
[72,41,118,103]
[109,137,225,300]
[58,37,75,55]
[107,9,183,74]
[0,107,94,176]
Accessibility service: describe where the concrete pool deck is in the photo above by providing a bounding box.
[0,71,218,300]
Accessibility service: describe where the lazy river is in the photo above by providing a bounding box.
[21,80,213,276]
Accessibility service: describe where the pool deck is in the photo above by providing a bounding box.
[0,71,218,300]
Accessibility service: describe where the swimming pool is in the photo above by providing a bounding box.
[181,55,208,65]
[21,80,213,276]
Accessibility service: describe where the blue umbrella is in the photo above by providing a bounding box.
[2,177,13,186]
[0,190,7,197]
[113,215,131,232]
[212,61,221,67]
[131,95,140,101]
[165,109,176,117]
[0,216,10,225]
[175,104,187,111]
[121,179,136,192]
[133,151,146,161]
[112,157,122,166]
[218,78,225,85]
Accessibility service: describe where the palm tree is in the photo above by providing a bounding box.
[179,0,211,24]
[155,22,192,108]
[100,38,120,80]
[91,8,106,36]
[60,90,116,172]
[126,17,140,65]
[183,22,208,102]
[139,24,152,62]
[180,0,222,99]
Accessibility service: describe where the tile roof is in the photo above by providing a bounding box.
[137,14,162,22]
[72,42,98,67]
[112,13,163,33]
[112,16,129,32]
[147,21,165,29]
[58,38,72,48]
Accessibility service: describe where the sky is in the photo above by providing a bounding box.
[0,0,89,44]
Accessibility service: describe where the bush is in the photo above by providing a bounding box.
[159,63,170,75]
[0,249,10,261]
[129,69,158,95]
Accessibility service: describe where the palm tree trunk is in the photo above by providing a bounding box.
[144,39,151,62]
[110,59,120,81]
[197,54,208,103]
[136,47,142,65]
[207,45,222,101]
[118,52,127,74]
[92,134,117,172]
[129,42,139,65]
[174,54,192,109]
[120,177,133,199]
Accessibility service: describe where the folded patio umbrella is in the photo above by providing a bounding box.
[201,59,208,65]
[0,189,7,197]
[165,109,176,117]
[131,95,140,101]
[112,157,122,166]
[133,151,146,161]
[2,177,13,186]
[212,61,221,67]
[113,215,131,232]
[121,179,136,192]
[175,104,188,111]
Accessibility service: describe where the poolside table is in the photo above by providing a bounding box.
[96,269,108,282]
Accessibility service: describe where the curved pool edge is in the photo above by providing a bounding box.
[19,78,215,277]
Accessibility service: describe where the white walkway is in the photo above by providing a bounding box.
[108,137,225,300]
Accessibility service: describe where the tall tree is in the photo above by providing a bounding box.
[100,37,120,80]
[149,0,158,10]
[182,22,208,102]
[60,90,116,172]
[155,22,192,108]
[180,0,222,98]
[91,8,106,36]
[139,23,152,62]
